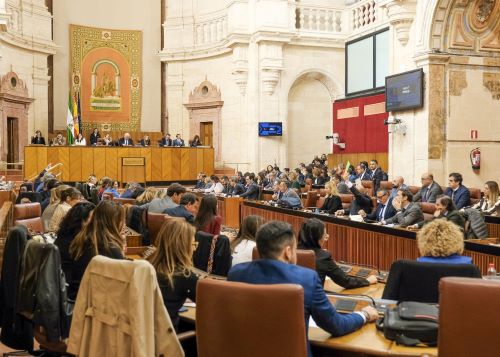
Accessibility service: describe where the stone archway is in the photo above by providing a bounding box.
[0,72,33,164]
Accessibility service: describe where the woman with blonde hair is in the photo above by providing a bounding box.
[41,184,69,231]
[148,218,200,330]
[231,215,265,266]
[48,187,82,232]
[136,187,158,205]
[288,171,301,192]
[319,180,343,214]
[417,219,472,264]
[68,200,126,300]
[472,180,500,216]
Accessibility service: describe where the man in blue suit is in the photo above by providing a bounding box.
[163,192,197,223]
[360,189,396,222]
[228,221,379,356]
[444,172,470,209]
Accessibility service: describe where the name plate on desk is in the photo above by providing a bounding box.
[122,157,145,166]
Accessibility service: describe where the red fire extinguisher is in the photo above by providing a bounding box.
[470,147,480,170]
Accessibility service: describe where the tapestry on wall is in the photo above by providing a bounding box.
[70,24,142,131]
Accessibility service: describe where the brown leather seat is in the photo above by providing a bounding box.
[421,202,437,221]
[252,247,316,270]
[318,188,327,197]
[302,190,318,208]
[339,193,353,210]
[361,180,374,197]
[408,185,420,195]
[14,202,44,233]
[147,212,170,245]
[316,196,325,208]
[196,279,307,357]
[439,277,500,357]
[113,197,137,205]
[469,187,481,205]
[379,181,393,191]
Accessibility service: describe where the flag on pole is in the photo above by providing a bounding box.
[77,92,82,138]
[72,92,79,138]
[66,92,75,145]
[346,160,352,172]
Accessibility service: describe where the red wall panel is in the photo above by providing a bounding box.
[332,93,389,154]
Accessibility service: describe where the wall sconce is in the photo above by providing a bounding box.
[326,133,346,149]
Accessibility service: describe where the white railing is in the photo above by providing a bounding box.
[295,4,344,34]
[349,0,388,33]
[194,15,228,47]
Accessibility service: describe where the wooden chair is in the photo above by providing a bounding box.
[146,212,170,246]
[379,181,393,191]
[252,247,316,270]
[14,202,44,233]
[339,193,353,210]
[196,279,307,357]
[316,196,326,209]
[469,187,481,205]
[302,190,318,208]
[361,180,374,197]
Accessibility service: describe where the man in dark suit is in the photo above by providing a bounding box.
[89,128,100,146]
[444,172,470,209]
[139,134,151,147]
[229,176,246,196]
[173,134,184,147]
[118,133,134,146]
[382,189,424,227]
[368,159,387,194]
[160,133,172,147]
[357,162,371,181]
[240,174,259,200]
[360,189,396,222]
[336,173,373,216]
[228,221,378,356]
[163,193,197,223]
[220,176,232,194]
[414,172,443,203]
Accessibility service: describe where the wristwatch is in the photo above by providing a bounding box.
[361,310,371,323]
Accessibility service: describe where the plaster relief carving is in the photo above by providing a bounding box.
[232,45,248,96]
[475,0,496,24]
[449,70,468,96]
[483,72,500,100]
[260,42,284,95]
[479,21,500,51]
[449,11,475,49]
[428,65,446,160]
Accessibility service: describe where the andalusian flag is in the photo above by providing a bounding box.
[66,92,75,145]
[346,160,352,172]
[72,92,82,138]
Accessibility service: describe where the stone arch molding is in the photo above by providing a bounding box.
[287,70,340,102]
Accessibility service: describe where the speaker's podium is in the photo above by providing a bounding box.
[121,157,146,185]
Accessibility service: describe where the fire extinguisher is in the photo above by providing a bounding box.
[470,147,481,170]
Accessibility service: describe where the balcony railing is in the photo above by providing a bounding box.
[295,4,344,34]
[349,0,388,34]
[195,15,228,47]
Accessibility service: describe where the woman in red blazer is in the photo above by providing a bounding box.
[194,195,222,235]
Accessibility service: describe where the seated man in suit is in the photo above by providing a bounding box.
[140,134,151,147]
[118,132,134,146]
[273,180,302,207]
[368,159,387,193]
[229,176,246,196]
[382,188,424,227]
[160,133,172,147]
[228,221,378,356]
[163,192,197,223]
[356,162,371,181]
[444,172,470,209]
[359,189,396,222]
[413,172,443,204]
[240,174,259,200]
[389,176,408,199]
[173,134,185,147]
[335,172,373,217]
[52,133,66,146]
[220,175,232,194]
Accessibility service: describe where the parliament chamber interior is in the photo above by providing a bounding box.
[1,0,500,356]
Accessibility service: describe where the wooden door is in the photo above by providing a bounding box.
[7,117,19,168]
[200,122,213,147]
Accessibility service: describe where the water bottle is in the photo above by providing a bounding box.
[487,263,497,279]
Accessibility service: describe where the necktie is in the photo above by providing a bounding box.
[378,205,384,221]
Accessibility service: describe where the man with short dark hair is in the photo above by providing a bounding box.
[382,188,424,227]
[163,192,197,223]
[359,189,396,222]
[228,221,378,356]
[160,133,172,147]
[369,159,387,193]
[143,183,186,213]
[173,134,184,147]
[444,172,470,209]
[229,176,246,196]
[414,172,443,203]
[240,174,259,200]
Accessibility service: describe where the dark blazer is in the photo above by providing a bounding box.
[416,210,466,230]
[89,133,100,145]
[365,198,397,222]
[173,138,184,147]
[302,247,370,289]
[321,195,343,214]
[139,139,151,147]
[348,186,373,215]
[357,170,371,181]
[444,185,471,209]
[160,138,172,147]
[370,168,386,193]
[232,183,246,196]
[118,137,134,146]
[31,136,46,145]
[228,259,364,355]
[193,232,232,276]
[414,182,443,204]
[240,182,259,200]
[385,202,424,227]
[164,205,195,223]
[313,176,327,186]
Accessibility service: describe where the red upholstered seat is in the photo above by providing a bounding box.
[14,202,44,233]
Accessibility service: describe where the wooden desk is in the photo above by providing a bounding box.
[23,146,214,183]
[241,201,500,274]
[193,192,243,229]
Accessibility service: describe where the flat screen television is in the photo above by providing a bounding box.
[259,122,282,137]
[385,68,423,112]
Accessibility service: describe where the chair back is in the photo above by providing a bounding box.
[14,202,44,233]
[361,180,374,197]
[316,196,325,208]
[196,279,307,357]
[379,181,393,191]
[408,185,420,195]
[114,197,137,205]
[382,259,481,303]
[302,190,318,208]
[339,193,353,210]
[469,187,481,205]
[438,277,500,357]
[193,232,232,276]
[421,202,437,221]
[146,212,170,245]
[252,247,316,270]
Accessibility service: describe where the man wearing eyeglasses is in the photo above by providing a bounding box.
[444,172,471,209]
[359,189,396,222]
[414,173,443,204]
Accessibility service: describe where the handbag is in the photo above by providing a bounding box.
[376,301,439,346]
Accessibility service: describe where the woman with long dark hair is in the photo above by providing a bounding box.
[194,195,222,235]
[231,215,264,266]
[298,218,377,288]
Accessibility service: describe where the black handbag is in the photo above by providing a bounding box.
[376,301,439,346]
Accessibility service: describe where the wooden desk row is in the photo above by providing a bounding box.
[240,201,500,275]
[24,146,214,183]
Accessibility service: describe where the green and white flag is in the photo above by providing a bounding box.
[66,92,75,145]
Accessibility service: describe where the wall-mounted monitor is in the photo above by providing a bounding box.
[385,69,424,112]
[259,122,282,137]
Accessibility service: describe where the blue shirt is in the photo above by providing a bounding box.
[417,254,472,264]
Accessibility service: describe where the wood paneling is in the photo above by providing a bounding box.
[24,146,214,183]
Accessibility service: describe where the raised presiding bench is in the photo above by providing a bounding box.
[240,201,500,275]
[24,146,214,183]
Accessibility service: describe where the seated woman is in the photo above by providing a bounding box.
[288,171,301,192]
[136,187,158,205]
[31,129,46,145]
[298,218,377,288]
[148,218,200,331]
[194,195,222,235]
[231,215,264,266]
[140,134,151,147]
[103,133,113,146]
[48,187,82,232]
[74,133,86,146]
[103,180,120,198]
[41,184,69,231]
[411,195,465,230]
[68,200,126,300]
[472,180,500,216]
[54,202,95,285]
[416,219,472,264]
[190,135,202,147]
[320,181,343,214]
[204,175,224,194]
